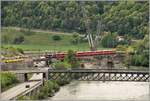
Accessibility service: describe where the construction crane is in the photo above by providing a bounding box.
[80,2,95,51]
[94,19,102,49]
[80,2,102,51]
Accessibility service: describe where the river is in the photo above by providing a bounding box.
[49,81,149,101]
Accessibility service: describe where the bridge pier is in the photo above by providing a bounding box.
[107,56,114,69]
[16,74,24,82]
[43,72,48,81]
[103,73,105,82]
[107,61,114,69]
[16,73,28,82]
[45,60,49,66]
[24,73,28,82]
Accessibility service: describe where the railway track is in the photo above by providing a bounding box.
[1,50,125,63]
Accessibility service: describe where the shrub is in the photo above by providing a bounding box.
[54,50,80,69]
[131,54,149,67]
[13,36,24,44]
[101,32,117,48]
[18,96,31,100]
[7,46,18,55]
[1,72,19,91]
[117,40,128,45]
[17,48,24,54]
[17,81,61,100]
[71,33,81,45]
[46,81,55,92]
[53,81,60,92]
[52,35,62,41]
[65,50,76,63]
[37,92,47,99]
[141,56,149,67]
[54,61,71,69]
[55,79,69,86]
[71,61,80,69]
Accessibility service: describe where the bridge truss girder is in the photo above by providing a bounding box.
[48,70,149,82]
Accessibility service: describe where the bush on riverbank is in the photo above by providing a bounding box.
[64,50,80,69]
[123,35,149,68]
[18,80,61,100]
[55,79,70,86]
[32,80,60,99]
[17,96,31,100]
[1,72,19,92]
[53,61,71,69]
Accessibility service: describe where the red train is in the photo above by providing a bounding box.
[45,50,116,60]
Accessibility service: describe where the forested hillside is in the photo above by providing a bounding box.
[2,1,148,38]
[1,1,149,67]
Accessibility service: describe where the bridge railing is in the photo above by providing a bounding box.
[48,69,149,73]
[11,81,43,100]
[48,69,149,82]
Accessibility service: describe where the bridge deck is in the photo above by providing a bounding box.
[1,73,43,100]
[4,68,148,74]
[1,81,42,100]
[5,68,49,74]
[48,69,149,73]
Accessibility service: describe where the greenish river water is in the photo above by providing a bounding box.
[49,81,149,101]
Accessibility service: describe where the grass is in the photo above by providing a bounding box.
[3,44,91,51]
[2,27,111,51]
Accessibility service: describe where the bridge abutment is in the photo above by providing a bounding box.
[16,73,29,82]
[24,73,28,82]
[16,74,26,82]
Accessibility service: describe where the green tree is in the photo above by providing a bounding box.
[1,1,148,37]
[71,33,80,44]
[130,34,149,67]
[101,32,117,48]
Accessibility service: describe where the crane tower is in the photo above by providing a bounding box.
[80,2,102,51]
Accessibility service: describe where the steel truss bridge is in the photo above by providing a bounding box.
[48,69,149,82]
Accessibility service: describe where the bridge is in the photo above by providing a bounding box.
[7,68,149,82]
[8,68,49,82]
[48,69,149,82]
[1,68,148,100]
[1,73,43,100]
